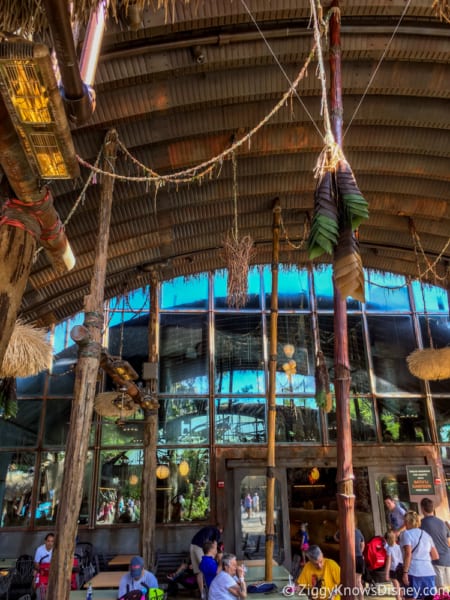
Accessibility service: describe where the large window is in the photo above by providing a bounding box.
[2,266,450,529]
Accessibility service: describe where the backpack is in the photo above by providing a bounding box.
[364,536,387,571]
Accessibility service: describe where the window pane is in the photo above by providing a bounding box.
[101,416,144,446]
[367,315,421,393]
[98,449,143,525]
[160,314,209,393]
[275,315,314,394]
[317,315,369,393]
[36,451,93,527]
[327,397,377,442]
[214,267,261,309]
[156,448,209,523]
[275,397,321,442]
[433,398,450,443]
[412,281,449,313]
[378,398,431,443]
[215,313,264,394]
[158,398,208,444]
[161,274,208,309]
[48,362,76,395]
[108,314,149,378]
[365,272,410,311]
[44,399,74,446]
[16,373,46,396]
[215,398,266,444]
[0,400,41,447]
[264,265,310,310]
[0,451,35,527]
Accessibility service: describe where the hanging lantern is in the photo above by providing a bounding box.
[308,467,320,484]
[178,460,190,477]
[156,464,170,480]
[283,343,295,358]
[129,474,139,485]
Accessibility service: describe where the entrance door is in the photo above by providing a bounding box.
[232,467,291,567]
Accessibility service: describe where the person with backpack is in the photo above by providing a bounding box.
[420,497,450,593]
[385,495,407,537]
[118,556,159,599]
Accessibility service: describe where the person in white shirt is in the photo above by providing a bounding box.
[208,553,247,600]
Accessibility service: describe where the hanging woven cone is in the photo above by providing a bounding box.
[407,347,450,380]
[0,320,52,378]
[94,391,138,417]
[333,227,365,302]
[222,232,255,309]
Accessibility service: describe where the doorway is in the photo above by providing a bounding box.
[232,467,290,567]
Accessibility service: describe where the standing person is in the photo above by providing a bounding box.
[420,497,450,592]
[244,494,252,519]
[334,519,364,598]
[296,545,340,599]
[400,510,438,600]
[385,495,407,537]
[208,553,247,599]
[190,523,223,592]
[118,556,158,599]
[252,492,260,515]
[384,530,404,599]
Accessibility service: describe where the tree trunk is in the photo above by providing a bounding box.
[140,275,160,569]
[46,129,118,600]
[330,4,356,597]
[265,198,281,582]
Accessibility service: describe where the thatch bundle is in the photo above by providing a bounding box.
[222,232,255,310]
[432,0,450,23]
[0,0,198,36]
[406,347,450,381]
[0,320,52,378]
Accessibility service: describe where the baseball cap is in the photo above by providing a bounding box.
[130,556,144,579]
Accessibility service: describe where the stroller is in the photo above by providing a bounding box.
[166,560,198,597]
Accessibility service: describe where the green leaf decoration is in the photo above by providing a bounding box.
[308,170,339,260]
[336,160,369,230]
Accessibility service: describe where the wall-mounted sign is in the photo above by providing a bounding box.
[406,465,435,495]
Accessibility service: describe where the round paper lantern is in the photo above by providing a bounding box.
[178,460,190,477]
[129,474,139,485]
[156,464,170,479]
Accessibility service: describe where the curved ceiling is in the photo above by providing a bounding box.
[3,0,450,324]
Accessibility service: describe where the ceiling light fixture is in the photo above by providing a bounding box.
[0,35,79,180]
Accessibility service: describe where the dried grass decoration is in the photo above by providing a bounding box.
[0,320,52,378]
[222,232,255,309]
[432,0,450,23]
[407,347,450,381]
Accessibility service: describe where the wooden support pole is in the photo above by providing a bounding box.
[265,198,281,582]
[46,129,118,600]
[140,274,160,569]
[329,3,356,597]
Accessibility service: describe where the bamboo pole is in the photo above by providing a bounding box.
[329,4,356,597]
[265,198,281,582]
[140,273,160,569]
[46,129,118,600]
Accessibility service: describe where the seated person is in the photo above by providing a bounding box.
[118,556,158,599]
[297,545,340,599]
[199,540,220,589]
